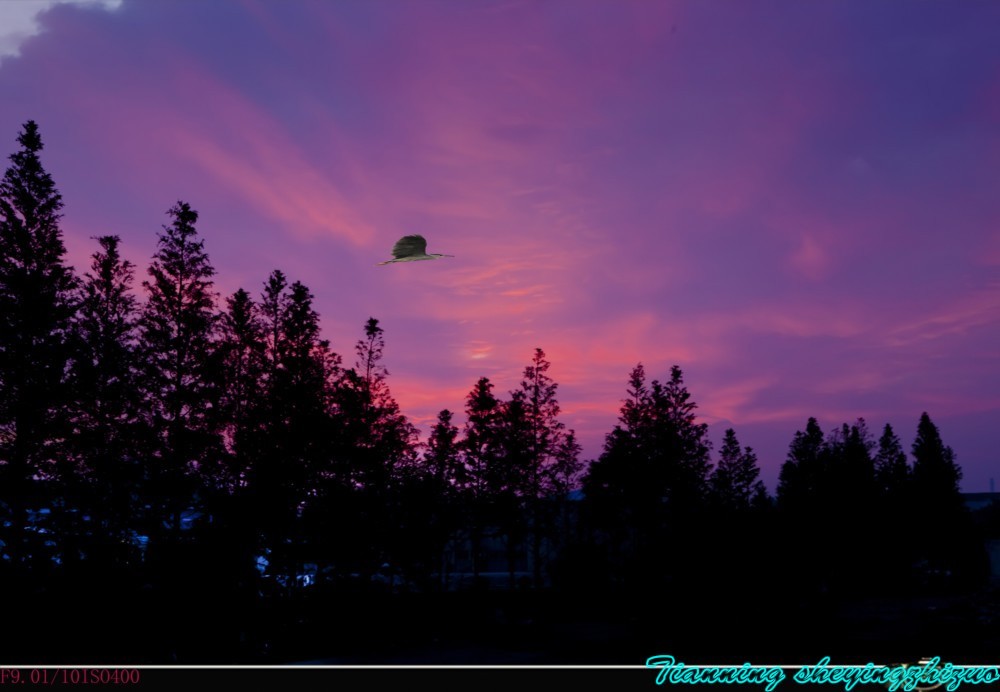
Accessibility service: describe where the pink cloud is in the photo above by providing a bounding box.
[3,0,998,488]
[884,284,1000,347]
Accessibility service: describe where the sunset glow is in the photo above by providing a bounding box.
[2,0,998,491]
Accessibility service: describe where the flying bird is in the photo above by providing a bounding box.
[377,234,454,265]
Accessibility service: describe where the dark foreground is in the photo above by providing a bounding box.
[6,581,1000,667]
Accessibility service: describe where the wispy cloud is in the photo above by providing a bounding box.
[2,0,999,490]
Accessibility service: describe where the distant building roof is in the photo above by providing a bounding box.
[963,492,1000,511]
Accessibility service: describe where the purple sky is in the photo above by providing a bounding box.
[2,0,998,492]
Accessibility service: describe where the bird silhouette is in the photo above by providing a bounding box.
[377,234,454,265]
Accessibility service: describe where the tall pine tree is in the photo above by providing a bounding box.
[911,412,963,512]
[709,428,764,512]
[339,317,417,572]
[69,235,142,564]
[217,288,266,491]
[514,348,580,587]
[908,412,981,590]
[461,376,504,580]
[871,422,913,589]
[419,408,466,588]
[581,363,712,593]
[256,273,340,583]
[776,416,825,512]
[874,423,910,500]
[138,201,220,538]
[0,121,79,571]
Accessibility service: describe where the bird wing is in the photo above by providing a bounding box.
[391,234,427,259]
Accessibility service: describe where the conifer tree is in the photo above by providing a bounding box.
[869,422,914,588]
[776,416,825,512]
[281,279,342,495]
[582,364,649,530]
[911,412,963,511]
[514,348,579,586]
[69,235,142,561]
[827,418,877,501]
[252,270,295,571]
[654,365,713,507]
[777,417,885,595]
[217,288,266,490]
[421,408,465,588]
[874,423,910,500]
[350,317,417,483]
[256,272,340,579]
[585,364,711,514]
[581,363,712,591]
[709,428,763,512]
[317,317,413,574]
[909,412,979,590]
[0,121,79,570]
[550,428,583,553]
[334,318,416,501]
[461,376,504,580]
[828,419,879,593]
[138,201,220,537]
[426,409,465,490]
[494,389,532,586]
[700,427,769,606]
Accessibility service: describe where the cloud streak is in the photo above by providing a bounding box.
[2,0,998,491]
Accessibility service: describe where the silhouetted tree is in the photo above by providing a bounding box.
[874,423,910,500]
[908,412,980,589]
[709,428,763,512]
[278,280,338,489]
[253,270,297,579]
[217,287,266,489]
[316,317,413,577]
[581,363,712,593]
[493,389,532,587]
[774,417,828,597]
[550,429,583,515]
[213,286,268,598]
[655,365,713,508]
[426,409,465,489]
[138,201,221,538]
[750,483,773,511]
[419,408,466,588]
[0,120,79,573]
[826,418,877,503]
[512,348,580,587]
[869,422,913,590]
[260,269,289,382]
[776,416,825,513]
[257,273,340,583]
[829,419,880,593]
[68,235,143,566]
[351,317,418,485]
[911,412,963,513]
[549,428,583,566]
[461,376,504,581]
[697,427,770,610]
[778,416,900,596]
[581,363,652,585]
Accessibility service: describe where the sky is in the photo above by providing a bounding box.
[0,0,997,493]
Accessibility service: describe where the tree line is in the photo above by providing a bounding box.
[0,121,986,662]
